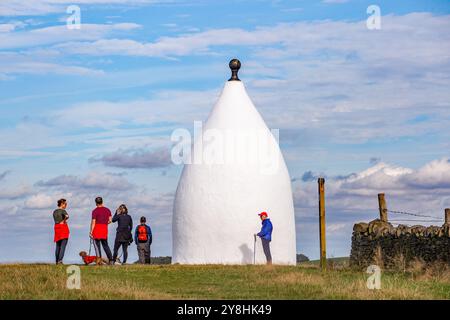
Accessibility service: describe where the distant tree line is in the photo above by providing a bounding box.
[296,254,309,263]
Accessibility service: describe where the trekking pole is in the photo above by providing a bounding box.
[88,238,93,256]
[253,234,257,265]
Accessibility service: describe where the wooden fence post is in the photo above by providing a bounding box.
[318,178,326,271]
[445,208,450,225]
[378,193,388,222]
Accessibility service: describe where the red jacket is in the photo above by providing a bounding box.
[54,223,70,242]
[92,223,108,239]
[82,255,97,264]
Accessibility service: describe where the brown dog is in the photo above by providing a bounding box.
[79,251,109,265]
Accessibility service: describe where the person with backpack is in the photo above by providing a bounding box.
[53,198,70,265]
[90,197,113,264]
[111,204,133,264]
[134,216,152,264]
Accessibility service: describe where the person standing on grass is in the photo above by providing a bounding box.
[53,198,70,265]
[112,204,133,264]
[134,216,152,264]
[255,211,273,265]
[90,197,113,265]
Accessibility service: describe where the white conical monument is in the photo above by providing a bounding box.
[172,59,296,265]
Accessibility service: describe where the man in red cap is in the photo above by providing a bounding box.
[256,211,273,265]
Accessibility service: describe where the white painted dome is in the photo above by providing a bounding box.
[172,75,296,265]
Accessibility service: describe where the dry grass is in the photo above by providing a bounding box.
[408,258,427,275]
[0,263,448,300]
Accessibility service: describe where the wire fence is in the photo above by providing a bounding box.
[387,209,442,220]
[385,209,444,225]
[389,219,443,223]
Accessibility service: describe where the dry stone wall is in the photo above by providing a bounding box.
[350,219,450,268]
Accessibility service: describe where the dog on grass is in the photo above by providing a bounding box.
[79,251,111,265]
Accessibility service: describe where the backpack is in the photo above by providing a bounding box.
[137,225,148,242]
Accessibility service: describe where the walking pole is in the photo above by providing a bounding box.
[88,238,93,256]
[253,234,257,264]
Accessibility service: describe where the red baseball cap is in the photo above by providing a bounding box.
[258,211,268,217]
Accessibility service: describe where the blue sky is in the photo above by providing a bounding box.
[0,0,450,263]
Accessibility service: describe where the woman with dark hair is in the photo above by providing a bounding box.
[111,204,133,264]
[53,198,70,264]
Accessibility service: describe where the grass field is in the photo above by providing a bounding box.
[0,261,449,300]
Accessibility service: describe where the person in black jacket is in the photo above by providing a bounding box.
[112,204,133,264]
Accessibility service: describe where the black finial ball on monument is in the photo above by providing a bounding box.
[228,58,241,81]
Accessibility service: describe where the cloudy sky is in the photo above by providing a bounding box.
[0,0,449,263]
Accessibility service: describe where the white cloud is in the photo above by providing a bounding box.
[24,193,54,209]
[37,13,450,145]
[0,122,69,158]
[0,21,139,77]
[322,0,349,4]
[55,27,278,57]
[0,205,19,216]
[0,59,104,76]
[90,147,172,169]
[36,172,135,191]
[1,13,448,146]
[0,185,32,200]
[0,23,141,50]
[0,0,164,16]
[50,13,449,66]
[403,158,450,189]
[294,158,450,221]
[0,24,16,32]
[0,20,29,32]
[52,88,217,128]
[326,223,347,233]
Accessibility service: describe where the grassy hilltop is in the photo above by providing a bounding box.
[0,260,449,300]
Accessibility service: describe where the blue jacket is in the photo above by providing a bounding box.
[257,218,273,241]
[134,224,152,244]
